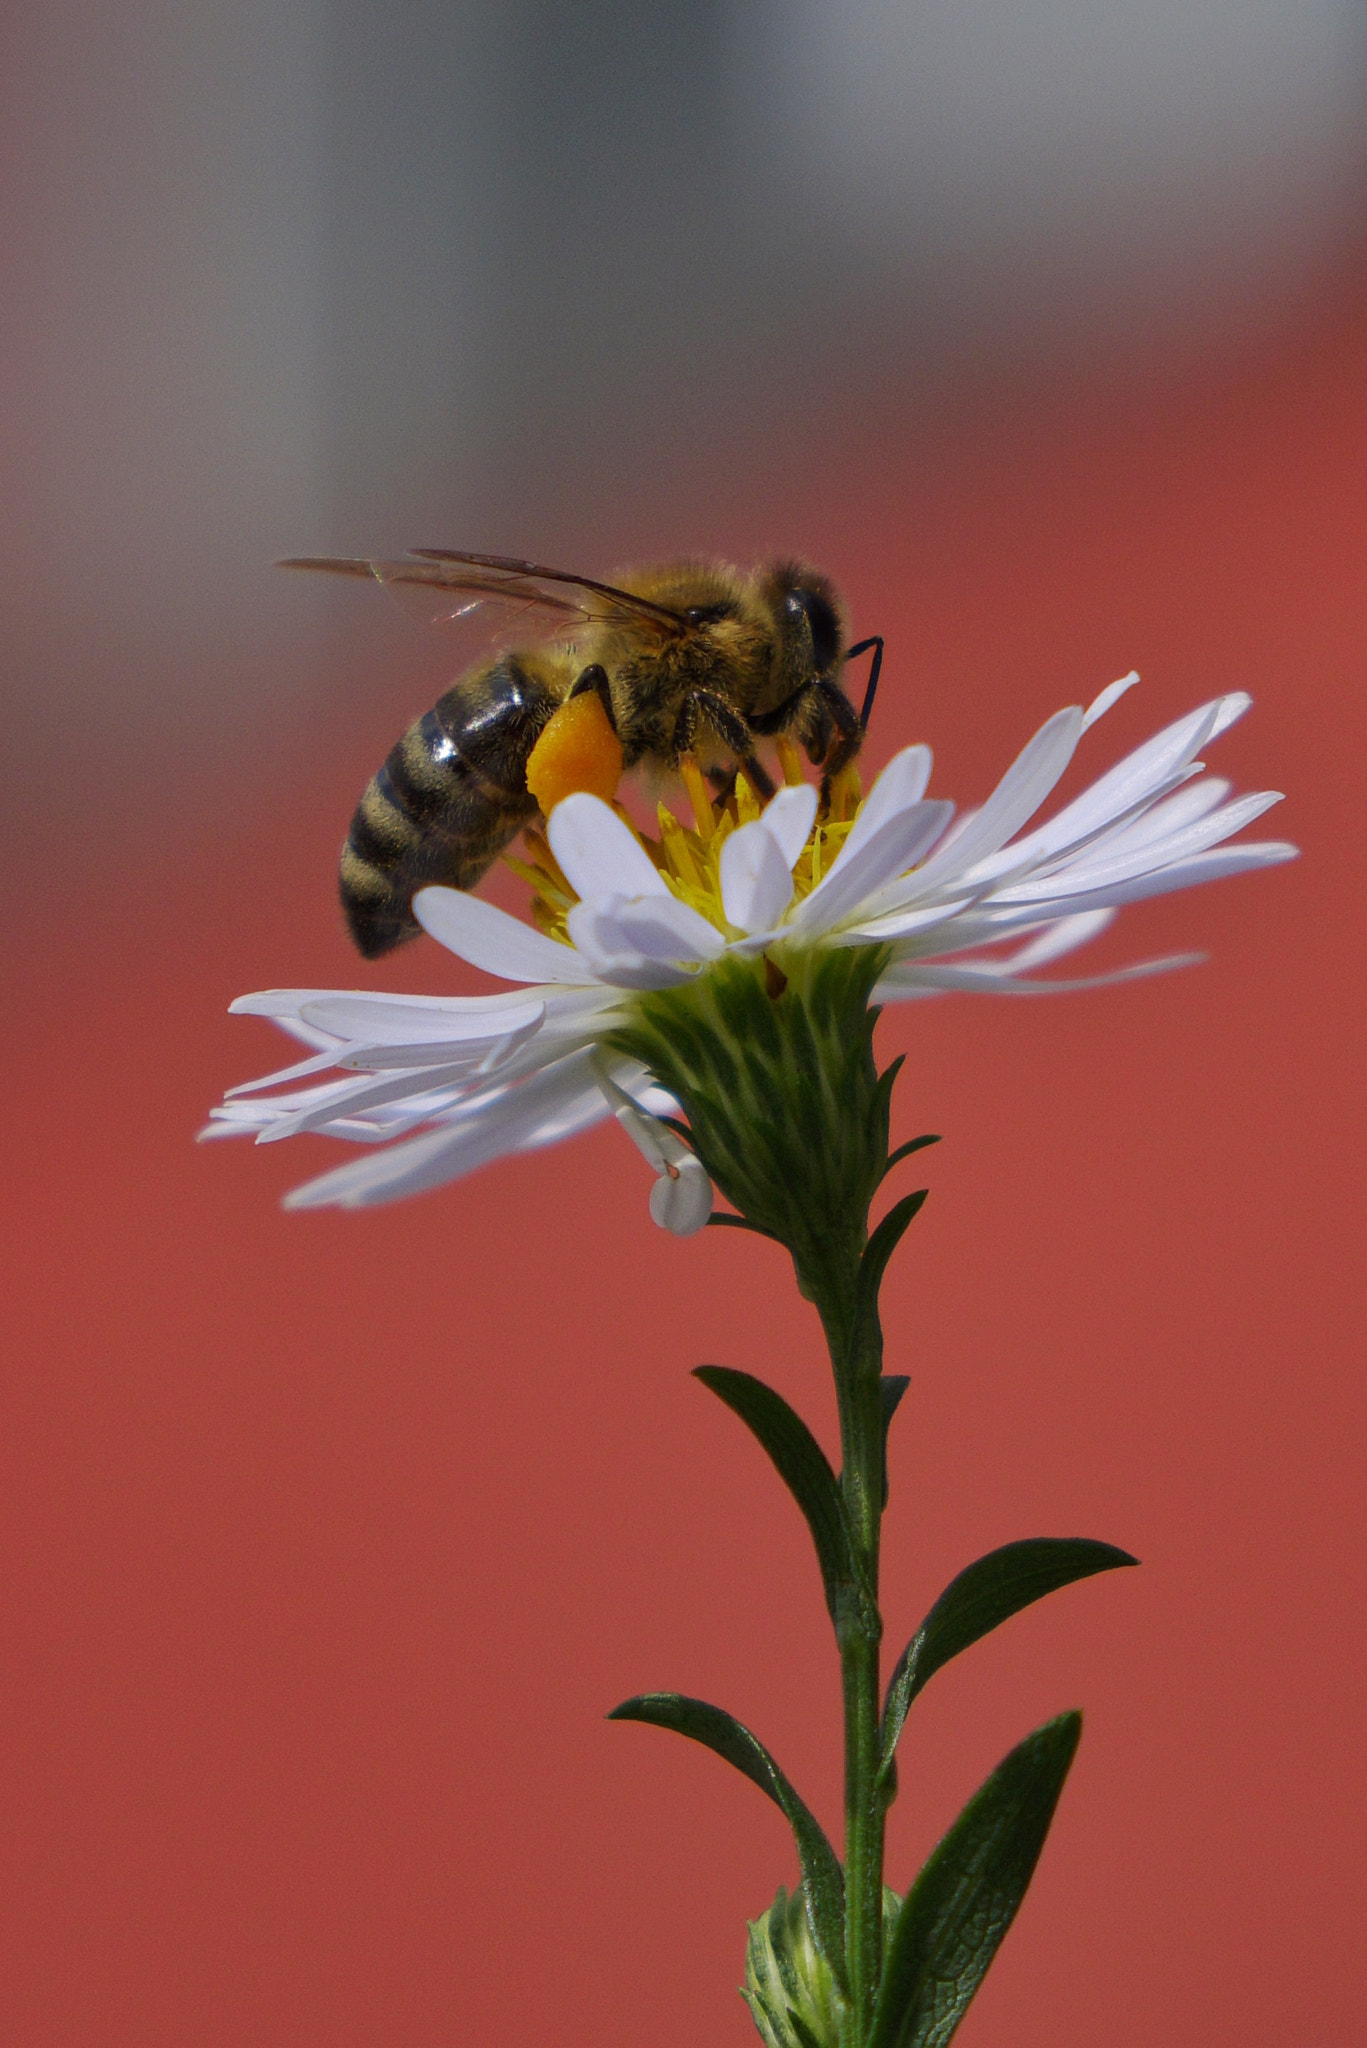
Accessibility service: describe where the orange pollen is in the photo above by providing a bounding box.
[525,691,624,816]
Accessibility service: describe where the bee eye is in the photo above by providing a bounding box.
[783,588,840,673]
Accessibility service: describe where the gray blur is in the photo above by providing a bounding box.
[2,0,1363,800]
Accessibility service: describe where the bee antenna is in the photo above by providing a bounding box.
[845,636,884,731]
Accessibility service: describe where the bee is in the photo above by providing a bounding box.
[281,549,884,958]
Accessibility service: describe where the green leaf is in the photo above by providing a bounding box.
[608,1692,848,1992]
[785,2010,827,2048]
[694,1366,876,1639]
[869,1053,906,1160]
[858,1190,928,1323]
[867,1712,1082,2048]
[706,1212,783,1243]
[880,1375,911,1429]
[880,1539,1136,1777]
[879,1375,911,1509]
[882,1135,942,1181]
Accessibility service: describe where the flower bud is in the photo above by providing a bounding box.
[742,1882,900,2048]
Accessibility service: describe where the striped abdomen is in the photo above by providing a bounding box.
[340,653,562,957]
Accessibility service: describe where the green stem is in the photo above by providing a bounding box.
[613,947,905,2047]
[804,1251,887,2047]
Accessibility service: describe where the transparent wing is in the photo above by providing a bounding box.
[278,551,686,637]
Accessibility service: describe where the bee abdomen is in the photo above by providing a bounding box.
[340,654,560,958]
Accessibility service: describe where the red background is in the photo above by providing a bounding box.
[3,283,1364,2045]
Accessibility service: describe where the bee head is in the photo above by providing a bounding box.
[764,563,845,680]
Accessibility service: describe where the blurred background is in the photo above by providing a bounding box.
[2,2,1364,2043]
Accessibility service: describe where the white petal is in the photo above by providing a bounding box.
[566,894,719,983]
[836,745,934,864]
[649,1155,713,1234]
[895,706,1085,894]
[996,790,1285,904]
[603,1090,676,1170]
[1081,776,1230,859]
[760,782,819,868]
[413,887,589,983]
[635,1083,682,1119]
[836,894,977,945]
[231,988,356,1019]
[600,892,725,963]
[967,696,1237,885]
[257,1060,489,1142]
[994,839,1298,919]
[596,1063,712,1234]
[1208,690,1252,739]
[298,991,545,1042]
[547,793,667,902]
[336,1010,547,1070]
[789,800,955,934]
[1004,910,1116,971]
[1082,672,1139,729]
[283,1052,608,1209]
[720,820,795,932]
[565,902,694,989]
[876,954,1200,998]
[226,1046,352,1096]
[213,1074,364,1121]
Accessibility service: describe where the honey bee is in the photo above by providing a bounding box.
[281,550,884,958]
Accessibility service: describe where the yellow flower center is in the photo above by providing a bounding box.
[507,759,865,945]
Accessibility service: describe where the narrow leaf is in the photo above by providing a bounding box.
[881,1375,911,1429]
[786,2010,827,2048]
[879,1375,911,1508]
[869,1053,906,1155]
[867,1712,1082,2048]
[883,1134,942,1180]
[608,1692,848,1990]
[880,1539,1135,1775]
[706,1212,783,1243]
[859,1190,928,1321]
[694,1366,875,1636]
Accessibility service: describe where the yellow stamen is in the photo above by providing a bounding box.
[679,754,716,840]
[519,769,874,953]
[519,825,576,903]
[776,736,806,787]
[828,766,862,824]
[733,772,764,825]
[657,803,702,891]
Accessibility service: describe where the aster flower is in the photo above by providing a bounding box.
[204,677,1293,1219]
[207,659,1296,2048]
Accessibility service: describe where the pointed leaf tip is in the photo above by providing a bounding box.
[607,1691,849,1994]
[860,1189,929,1315]
[880,1539,1134,1780]
[883,1135,942,1181]
[868,1712,1083,2048]
[693,1365,875,1637]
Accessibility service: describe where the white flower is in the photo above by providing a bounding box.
[204,678,1295,1221]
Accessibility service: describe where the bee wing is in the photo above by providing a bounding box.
[277,554,593,634]
[279,551,686,637]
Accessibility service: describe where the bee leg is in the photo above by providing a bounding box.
[813,676,865,805]
[568,663,618,732]
[844,636,884,731]
[675,690,776,801]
